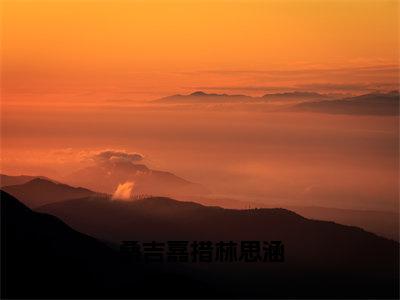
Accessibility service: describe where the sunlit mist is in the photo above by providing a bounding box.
[112,181,135,201]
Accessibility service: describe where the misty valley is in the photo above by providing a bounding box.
[2,91,399,298]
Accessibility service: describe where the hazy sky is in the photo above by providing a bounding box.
[1,0,399,101]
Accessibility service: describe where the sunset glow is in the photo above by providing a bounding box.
[1,1,399,298]
[1,0,399,102]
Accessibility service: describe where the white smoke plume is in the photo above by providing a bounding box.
[112,181,135,200]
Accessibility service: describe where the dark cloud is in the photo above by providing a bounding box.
[93,150,144,164]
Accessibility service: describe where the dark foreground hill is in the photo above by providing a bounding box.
[37,195,399,298]
[2,178,97,208]
[0,191,213,299]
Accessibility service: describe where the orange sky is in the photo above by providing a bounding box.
[1,0,399,101]
[0,1,399,212]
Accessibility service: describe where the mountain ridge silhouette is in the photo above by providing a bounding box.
[2,190,399,298]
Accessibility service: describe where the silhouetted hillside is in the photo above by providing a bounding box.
[0,191,215,299]
[184,196,399,241]
[2,178,97,208]
[3,190,399,298]
[37,196,399,298]
[1,190,122,298]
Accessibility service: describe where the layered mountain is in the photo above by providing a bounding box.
[154,91,400,116]
[64,160,209,197]
[0,174,53,187]
[155,91,255,103]
[291,91,400,115]
[155,91,339,104]
[4,191,399,298]
[37,196,399,297]
[2,178,97,208]
[38,196,398,278]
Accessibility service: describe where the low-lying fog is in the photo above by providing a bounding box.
[1,101,398,212]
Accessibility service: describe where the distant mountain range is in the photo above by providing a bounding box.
[155,91,255,103]
[156,90,338,103]
[155,90,400,115]
[291,91,400,115]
